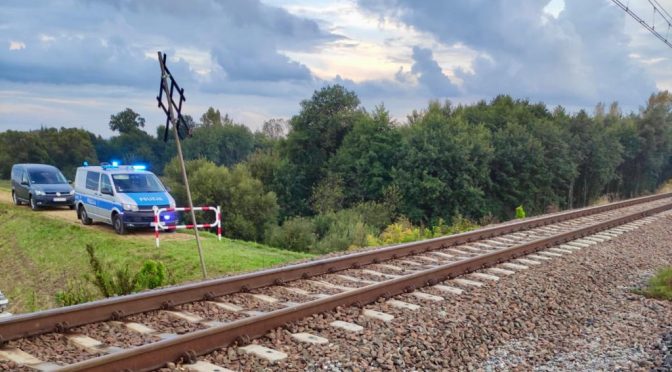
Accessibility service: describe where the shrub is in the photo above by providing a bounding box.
[266,217,316,252]
[135,260,168,290]
[378,217,422,244]
[164,158,279,241]
[314,219,374,253]
[351,201,393,230]
[55,279,96,307]
[515,205,526,219]
[641,267,672,300]
[85,245,170,298]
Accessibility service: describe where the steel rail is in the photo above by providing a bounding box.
[58,200,672,371]
[1,192,671,343]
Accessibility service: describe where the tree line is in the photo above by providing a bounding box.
[1,86,671,253]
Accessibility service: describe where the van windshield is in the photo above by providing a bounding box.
[111,173,165,193]
[29,170,68,184]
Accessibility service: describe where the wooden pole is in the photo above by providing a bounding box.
[157,51,207,279]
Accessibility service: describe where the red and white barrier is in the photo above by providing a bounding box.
[153,206,221,247]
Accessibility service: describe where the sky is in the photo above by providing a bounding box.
[1,0,672,136]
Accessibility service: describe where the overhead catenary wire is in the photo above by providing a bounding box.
[611,0,672,49]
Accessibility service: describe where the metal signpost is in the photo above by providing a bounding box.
[156,51,207,279]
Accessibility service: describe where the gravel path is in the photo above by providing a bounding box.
[195,212,672,371]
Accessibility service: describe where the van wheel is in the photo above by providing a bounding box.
[113,214,126,235]
[29,196,39,211]
[12,192,21,206]
[79,205,92,225]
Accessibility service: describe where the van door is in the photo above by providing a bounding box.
[84,171,102,219]
[18,169,30,200]
[98,174,115,224]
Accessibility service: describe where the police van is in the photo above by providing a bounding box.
[74,162,176,234]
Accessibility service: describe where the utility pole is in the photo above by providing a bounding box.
[156,51,207,279]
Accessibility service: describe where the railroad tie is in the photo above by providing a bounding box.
[501,262,529,270]
[432,285,464,295]
[239,344,288,363]
[470,272,500,281]
[516,258,542,265]
[184,361,236,372]
[249,293,280,303]
[386,299,421,310]
[526,254,551,261]
[330,320,364,332]
[291,332,329,345]
[411,291,444,302]
[362,309,395,322]
[487,267,516,276]
[0,348,61,371]
[453,278,485,287]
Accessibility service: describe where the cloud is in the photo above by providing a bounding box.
[358,0,657,107]
[8,41,25,50]
[410,46,459,97]
[0,0,338,93]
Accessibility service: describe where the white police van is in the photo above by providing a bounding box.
[74,162,176,234]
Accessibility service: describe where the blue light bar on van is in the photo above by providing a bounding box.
[111,161,119,167]
[83,161,89,166]
[132,165,146,170]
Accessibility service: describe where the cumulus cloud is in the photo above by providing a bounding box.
[0,0,337,92]
[358,0,657,107]
[411,46,459,97]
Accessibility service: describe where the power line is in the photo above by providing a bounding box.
[651,0,672,23]
[611,0,672,49]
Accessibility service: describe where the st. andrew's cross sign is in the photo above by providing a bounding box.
[156,52,191,142]
[156,51,207,278]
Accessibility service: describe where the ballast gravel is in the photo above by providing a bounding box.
[194,212,672,371]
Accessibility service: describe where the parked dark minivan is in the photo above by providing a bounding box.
[11,164,75,210]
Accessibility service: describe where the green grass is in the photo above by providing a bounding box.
[0,179,9,191]
[641,267,672,300]
[0,202,312,313]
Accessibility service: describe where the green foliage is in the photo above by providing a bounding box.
[281,85,363,215]
[55,279,96,307]
[85,244,170,298]
[267,201,394,253]
[310,174,345,214]
[183,110,256,167]
[329,106,402,204]
[135,260,168,290]
[0,128,98,179]
[86,244,138,296]
[369,214,479,246]
[266,217,317,252]
[164,158,279,241]
[109,108,145,134]
[641,267,672,300]
[392,101,493,224]
[515,205,526,219]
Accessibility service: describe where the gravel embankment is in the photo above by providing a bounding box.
[196,212,672,371]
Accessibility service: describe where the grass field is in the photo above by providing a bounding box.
[0,198,312,313]
[0,179,9,191]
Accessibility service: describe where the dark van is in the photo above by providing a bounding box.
[11,164,75,210]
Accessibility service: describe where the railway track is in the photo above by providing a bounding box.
[1,192,672,371]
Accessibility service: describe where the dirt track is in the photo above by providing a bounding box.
[0,189,191,241]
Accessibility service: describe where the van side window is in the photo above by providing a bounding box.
[100,175,113,194]
[22,170,29,184]
[86,172,100,191]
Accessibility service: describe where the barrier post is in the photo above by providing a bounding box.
[217,206,222,241]
[153,206,160,248]
[154,206,221,247]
